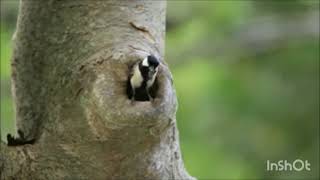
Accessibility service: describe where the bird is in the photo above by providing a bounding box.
[128,55,160,101]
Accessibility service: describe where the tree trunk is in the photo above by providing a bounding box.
[0,0,195,179]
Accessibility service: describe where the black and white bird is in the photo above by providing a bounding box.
[128,55,160,101]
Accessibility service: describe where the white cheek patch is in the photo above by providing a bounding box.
[142,57,149,67]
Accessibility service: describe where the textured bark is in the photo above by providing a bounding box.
[0,0,195,179]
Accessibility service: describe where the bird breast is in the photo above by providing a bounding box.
[147,69,157,88]
[130,65,143,88]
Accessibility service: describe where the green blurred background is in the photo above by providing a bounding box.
[1,1,319,179]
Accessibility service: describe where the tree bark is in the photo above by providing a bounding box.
[0,0,195,179]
